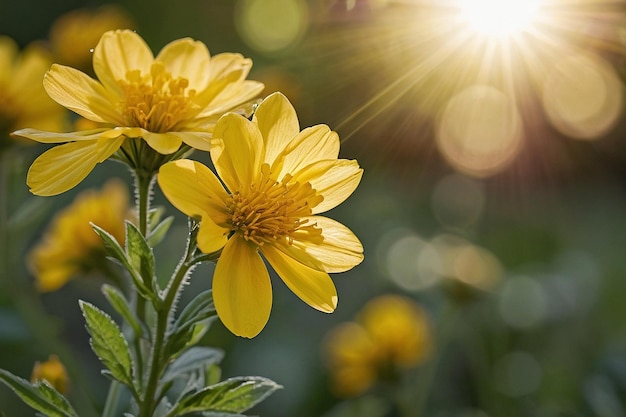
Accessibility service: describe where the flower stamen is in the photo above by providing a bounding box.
[228,164,324,246]
[120,62,198,132]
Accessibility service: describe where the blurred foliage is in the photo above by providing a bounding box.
[2,0,626,416]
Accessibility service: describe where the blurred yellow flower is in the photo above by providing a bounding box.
[0,36,66,148]
[14,29,264,196]
[324,295,433,397]
[28,180,129,292]
[31,355,69,394]
[49,5,135,73]
[158,92,363,338]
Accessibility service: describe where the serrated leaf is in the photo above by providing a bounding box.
[102,284,142,337]
[166,290,216,358]
[0,369,78,417]
[170,377,281,416]
[163,347,224,383]
[92,224,154,300]
[148,206,166,228]
[175,290,216,330]
[147,216,174,247]
[80,300,135,388]
[125,221,156,288]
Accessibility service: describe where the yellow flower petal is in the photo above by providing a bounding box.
[44,64,123,124]
[213,237,272,338]
[198,80,265,117]
[195,53,255,112]
[142,131,183,154]
[93,29,153,96]
[13,128,111,144]
[177,132,212,151]
[212,113,264,191]
[157,159,230,221]
[253,92,300,165]
[295,159,363,214]
[27,137,124,196]
[197,217,229,254]
[96,136,126,162]
[284,216,364,273]
[155,37,211,90]
[209,53,253,84]
[262,245,338,313]
[277,125,340,177]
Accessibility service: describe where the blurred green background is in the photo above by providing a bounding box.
[2,0,626,416]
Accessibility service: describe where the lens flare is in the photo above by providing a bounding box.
[436,85,523,177]
[459,0,542,37]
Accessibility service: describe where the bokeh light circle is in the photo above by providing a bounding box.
[498,275,547,328]
[235,0,309,55]
[431,173,485,229]
[542,53,623,140]
[436,85,523,177]
[382,231,442,292]
[493,351,543,397]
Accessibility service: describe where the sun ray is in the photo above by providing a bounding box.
[300,0,625,177]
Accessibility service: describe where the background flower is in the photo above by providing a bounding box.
[323,294,433,398]
[49,5,135,74]
[28,179,130,292]
[0,36,66,151]
[30,355,69,395]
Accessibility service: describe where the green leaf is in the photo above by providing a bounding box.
[175,290,216,330]
[125,220,156,289]
[166,290,216,358]
[0,369,78,417]
[92,223,154,301]
[147,215,175,247]
[80,300,135,388]
[163,347,224,383]
[170,377,281,417]
[148,206,166,229]
[102,284,142,337]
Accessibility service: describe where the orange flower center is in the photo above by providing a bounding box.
[227,164,324,246]
[120,62,197,132]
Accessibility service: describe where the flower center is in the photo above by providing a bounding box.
[227,164,324,246]
[120,62,197,133]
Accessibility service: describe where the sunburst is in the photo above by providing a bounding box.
[303,0,625,177]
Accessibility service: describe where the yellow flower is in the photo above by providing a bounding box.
[0,37,66,147]
[49,5,135,73]
[323,295,433,397]
[31,355,69,394]
[158,92,363,338]
[28,180,129,292]
[14,29,264,196]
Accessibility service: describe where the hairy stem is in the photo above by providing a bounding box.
[139,225,198,417]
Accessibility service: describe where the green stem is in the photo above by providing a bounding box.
[0,150,9,289]
[407,301,458,417]
[139,230,198,417]
[101,381,122,417]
